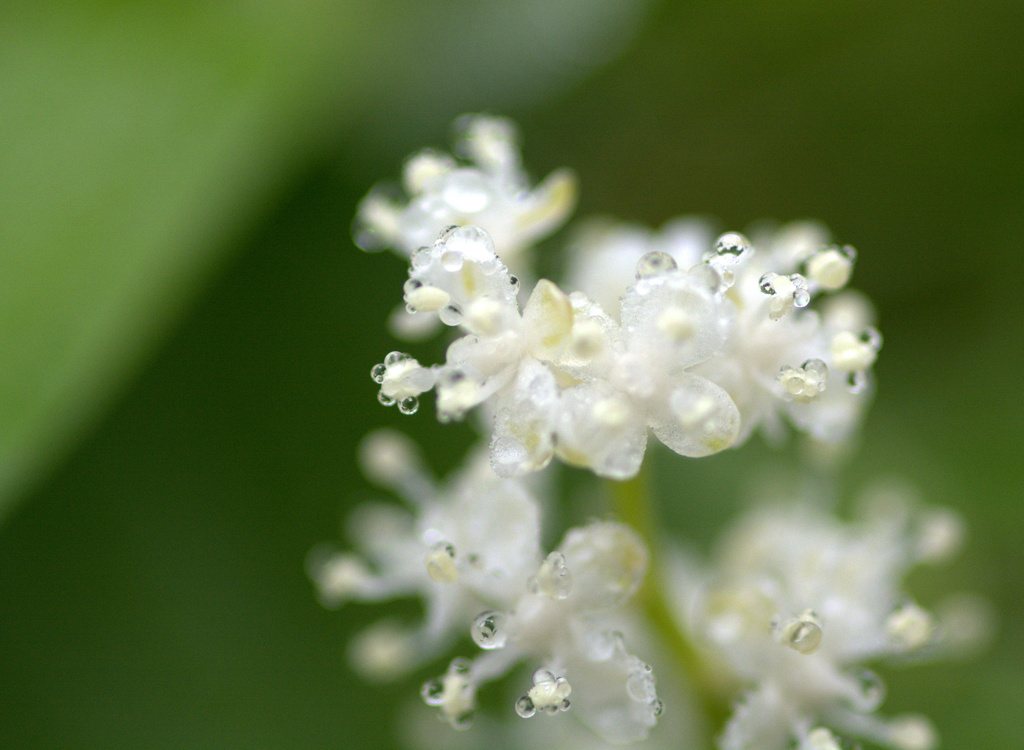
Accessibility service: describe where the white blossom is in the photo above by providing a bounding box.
[372,224,745,479]
[353,114,576,273]
[674,486,979,750]
[307,430,541,678]
[564,217,880,447]
[310,430,661,742]
[421,520,663,743]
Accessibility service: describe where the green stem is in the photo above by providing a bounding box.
[611,461,731,744]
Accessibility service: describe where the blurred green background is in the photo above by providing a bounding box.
[1,1,1021,748]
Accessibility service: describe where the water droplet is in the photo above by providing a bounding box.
[441,249,464,272]
[759,271,779,295]
[849,668,885,710]
[509,275,520,291]
[635,251,677,279]
[471,610,508,649]
[802,358,828,382]
[533,668,555,685]
[402,278,423,295]
[778,361,828,403]
[847,370,867,393]
[712,232,751,259]
[397,396,419,415]
[411,247,432,270]
[450,657,471,676]
[652,699,664,717]
[439,303,463,326]
[788,619,824,654]
[370,363,387,384]
[689,263,724,293]
[437,225,461,243]
[861,326,883,350]
[384,351,409,367]
[421,678,445,705]
[515,695,536,718]
[478,256,498,275]
[794,288,811,308]
[377,391,396,407]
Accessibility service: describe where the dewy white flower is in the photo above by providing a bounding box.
[421,520,663,743]
[371,224,743,479]
[564,218,881,446]
[353,114,577,273]
[674,486,976,750]
[307,429,541,679]
[310,430,661,743]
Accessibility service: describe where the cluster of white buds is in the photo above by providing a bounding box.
[671,484,983,750]
[310,431,661,742]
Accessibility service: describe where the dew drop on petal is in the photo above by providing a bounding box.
[759,272,779,295]
[847,370,868,393]
[515,695,536,718]
[436,224,461,243]
[397,396,420,415]
[440,249,464,272]
[384,351,408,367]
[370,363,387,384]
[861,326,883,350]
[411,247,432,270]
[712,232,751,259]
[774,610,823,655]
[438,303,464,326]
[377,391,397,407]
[635,251,677,279]
[471,610,508,649]
[421,678,445,706]
[850,668,885,710]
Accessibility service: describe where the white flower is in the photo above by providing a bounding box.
[373,224,743,479]
[565,217,880,447]
[420,520,663,743]
[307,430,541,679]
[674,485,978,750]
[310,431,661,743]
[353,114,576,274]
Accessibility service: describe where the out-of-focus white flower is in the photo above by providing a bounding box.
[310,431,661,743]
[353,114,576,273]
[420,521,663,743]
[672,485,981,750]
[307,430,541,679]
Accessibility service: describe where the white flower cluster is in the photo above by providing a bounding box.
[309,431,662,743]
[313,114,982,750]
[370,216,879,479]
[671,487,977,750]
